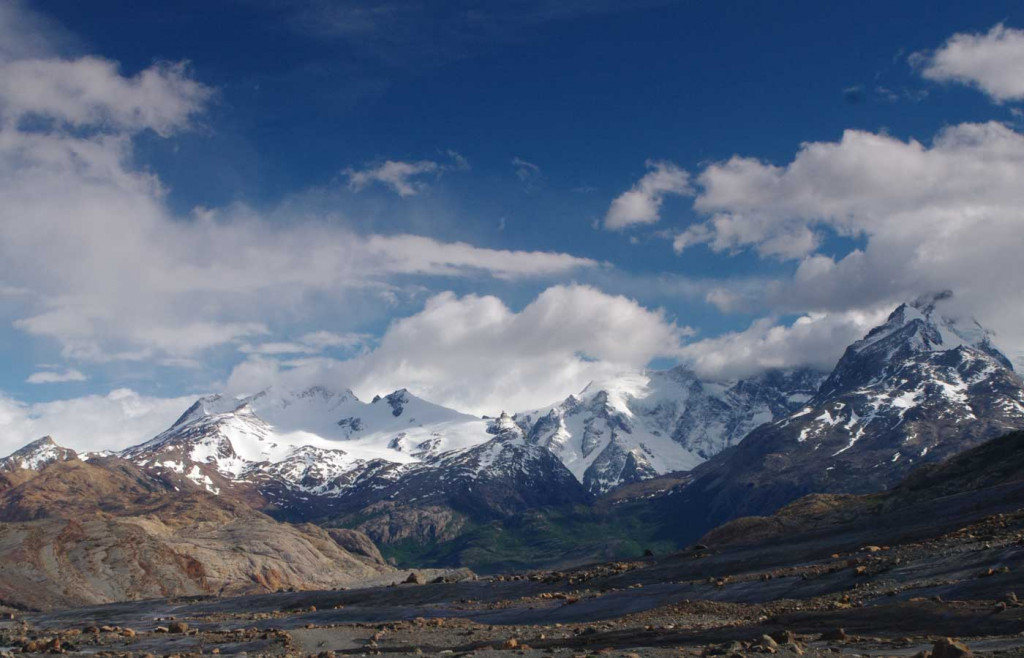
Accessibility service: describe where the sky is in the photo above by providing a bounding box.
[2,0,1024,454]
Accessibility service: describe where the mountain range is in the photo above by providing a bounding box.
[3,292,1024,585]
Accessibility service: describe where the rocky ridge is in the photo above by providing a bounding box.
[0,451,394,610]
[659,292,1024,537]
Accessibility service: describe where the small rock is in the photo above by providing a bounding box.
[819,628,847,642]
[769,630,795,644]
[404,572,425,585]
[979,566,1011,578]
[167,621,189,634]
[754,634,779,653]
[932,637,973,658]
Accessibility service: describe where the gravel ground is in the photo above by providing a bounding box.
[5,506,1024,656]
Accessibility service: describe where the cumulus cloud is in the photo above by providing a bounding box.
[679,309,890,380]
[0,389,200,456]
[673,121,1024,371]
[25,368,87,384]
[916,23,1024,103]
[604,160,692,230]
[226,284,691,415]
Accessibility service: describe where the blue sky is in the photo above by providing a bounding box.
[2,0,1024,452]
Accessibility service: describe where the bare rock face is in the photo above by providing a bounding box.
[344,502,467,545]
[0,451,393,610]
[327,528,387,563]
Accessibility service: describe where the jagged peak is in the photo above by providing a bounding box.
[851,293,996,358]
[487,411,523,438]
[817,295,1015,401]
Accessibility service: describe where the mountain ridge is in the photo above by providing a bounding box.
[4,295,1023,572]
[656,294,1024,541]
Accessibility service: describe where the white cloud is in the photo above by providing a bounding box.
[0,389,199,456]
[25,368,87,384]
[240,331,372,356]
[361,234,599,280]
[0,27,596,367]
[226,284,691,415]
[240,342,317,356]
[916,23,1024,103]
[345,159,441,196]
[300,330,372,351]
[604,160,692,230]
[344,150,470,196]
[679,309,890,380]
[0,57,212,135]
[674,121,1024,372]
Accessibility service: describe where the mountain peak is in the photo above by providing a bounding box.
[1,436,78,471]
[846,295,999,360]
[819,297,1012,400]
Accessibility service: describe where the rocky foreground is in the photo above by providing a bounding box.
[4,432,1024,656]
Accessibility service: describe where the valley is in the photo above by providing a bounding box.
[5,432,1024,656]
[3,295,1024,655]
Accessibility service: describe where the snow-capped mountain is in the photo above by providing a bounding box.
[783,292,1024,468]
[667,292,1024,531]
[117,364,825,504]
[513,368,824,494]
[323,412,589,544]
[123,385,491,499]
[0,437,77,472]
